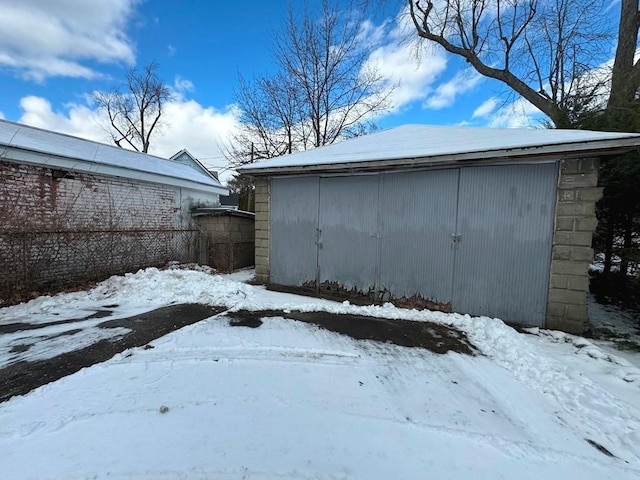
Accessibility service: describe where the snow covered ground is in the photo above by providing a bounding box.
[1,266,639,479]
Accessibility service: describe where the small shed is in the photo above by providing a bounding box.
[239,125,640,333]
[192,208,255,272]
[0,119,227,303]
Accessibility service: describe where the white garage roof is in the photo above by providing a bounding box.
[0,119,227,194]
[239,124,640,174]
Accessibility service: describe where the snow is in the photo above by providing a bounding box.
[239,124,640,171]
[1,266,639,479]
[0,322,131,368]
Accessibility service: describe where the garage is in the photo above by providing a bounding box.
[240,125,640,333]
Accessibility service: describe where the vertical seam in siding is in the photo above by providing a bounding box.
[315,176,321,293]
[450,168,462,306]
[374,173,383,299]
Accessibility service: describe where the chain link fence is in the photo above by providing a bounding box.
[0,229,200,305]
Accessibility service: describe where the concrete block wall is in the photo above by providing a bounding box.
[0,160,197,304]
[198,216,255,242]
[546,158,602,333]
[197,214,255,272]
[254,179,270,283]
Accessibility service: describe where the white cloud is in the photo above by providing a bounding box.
[0,0,137,81]
[357,19,391,48]
[487,97,543,128]
[423,69,484,110]
[19,96,111,143]
[173,76,195,96]
[363,9,448,112]
[17,93,241,184]
[472,97,499,119]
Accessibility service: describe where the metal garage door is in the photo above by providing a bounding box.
[317,175,380,292]
[452,164,557,325]
[378,169,459,306]
[269,176,319,287]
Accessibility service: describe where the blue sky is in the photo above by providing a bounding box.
[0,0,549,179]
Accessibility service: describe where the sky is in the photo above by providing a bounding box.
[0,0,583,182]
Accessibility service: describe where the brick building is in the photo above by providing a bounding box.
[0,119,227,304]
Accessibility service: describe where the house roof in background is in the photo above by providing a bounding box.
[239,124,640,175]
[170,149,222,183]
[0,119,227,194]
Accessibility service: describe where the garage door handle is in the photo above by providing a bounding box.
[451,233,462,245]
[316,228,323,248]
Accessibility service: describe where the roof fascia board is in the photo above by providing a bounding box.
[266,157,561,180]
[169,149,188,160]
[2,147,228,195]
[240,137,640,176]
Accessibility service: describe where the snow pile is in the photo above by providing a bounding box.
[0,267,254,320]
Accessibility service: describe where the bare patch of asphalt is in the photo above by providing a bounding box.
[0,310,114,334]
[227,310,474,355]
[0,304,224,403]
[1,306,473,403]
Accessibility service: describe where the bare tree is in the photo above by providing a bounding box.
[228,0,392,166]
[277,0,391,147]
[228,71,307,165]
[94,62,172,153]
[407,0,617,128]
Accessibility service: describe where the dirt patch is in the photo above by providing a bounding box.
[228,311,265,328]
[0,304,224,403]
[269,282,452,312]
[228,310,474,355]
[390,294,452,313]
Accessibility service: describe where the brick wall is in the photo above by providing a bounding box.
[546,158,602,334]
[0,161,199,304]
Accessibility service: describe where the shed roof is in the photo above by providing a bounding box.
[0,119,227,194]
[239,124,640,175]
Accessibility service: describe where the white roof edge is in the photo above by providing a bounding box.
[240,135,640,175]
[3,147,228,195]
[0,119,225,190]
[169,149,189,160]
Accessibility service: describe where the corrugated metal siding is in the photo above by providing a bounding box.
[378,170,458,304]
[317,175,379,292]
[268,162,557,326]
[269,176,319,287]
[452,164,557,326]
